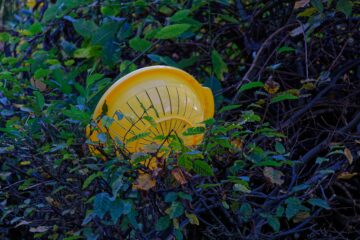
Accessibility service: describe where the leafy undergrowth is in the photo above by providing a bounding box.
[1,0,359,239]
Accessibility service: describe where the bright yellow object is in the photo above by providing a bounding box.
[88,65,214,156]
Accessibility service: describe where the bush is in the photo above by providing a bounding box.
[0,0,359,239]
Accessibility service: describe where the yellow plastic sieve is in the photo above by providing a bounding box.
[87,65,214,157]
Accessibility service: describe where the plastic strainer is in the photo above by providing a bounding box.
[87,65,214,157]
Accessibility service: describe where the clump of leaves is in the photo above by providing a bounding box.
[1,0,359,239]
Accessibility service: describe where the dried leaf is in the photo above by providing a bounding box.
[337,172,358,180]
[293,212,310,223]
[171,168,187,185]
[30,78,47,92]
[29,226,50,233]
[231,138,244,150]
[264,78,280,94]
[133,173,156,191]
[263,167,285,185]
[294,0,310,9]
[344,148,353,165]
[15,220,31,228]
[45,196,61,208]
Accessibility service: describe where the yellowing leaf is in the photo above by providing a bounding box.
[337,172,358,180]
[133,173,156,191]
[185,212,200,225]
[297,7,317,17]
[344,148,353,165]
[27,0,36,8]
[264,78,280,94]
[263,167,284,185]
[294,0,310,9]
[20,161,31,166]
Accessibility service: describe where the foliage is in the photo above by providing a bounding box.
[0,0,359,239]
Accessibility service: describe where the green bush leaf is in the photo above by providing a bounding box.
[238,81,264,92]
[211,50,228,80]
[155,216,170,231]
[311,0,323,12]
[73,19,98,39]
[183,127,205,136]
[110,199,124,222]
[178,154,193,171]
[129,37,152,52]
[193,160,214,176]
[83,172,102,189]
[219,104,241,113]
[34,91,45,110]
[271,92,299,103]
[277,46,295,54]
[336,0,352,17]
[170,10,191,22]
[74,46,102,59]
[267,215,280,232]
[154,24,191,39]
[93,193,112,219]
[308,198,330,209]
[169,202,184,219]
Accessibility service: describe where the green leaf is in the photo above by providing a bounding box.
[154,24,191,39]
[126,132,151,144]
[34,68,50,79]
[211,50,228,80]
[101,115,114,128]
[74,46,102,59]
[73,19,98,39]
[170,10,191,22]
[311,0,324,12]
[275,142,285,154]
[97,133,107,143]
[0,32,11,42]
[155,216,170,231]
[86,73,104,88]
[63,106,90,124]
[336,0,352,17]
[177,55,198,69]
[233,183,251,193]
[93,193,112,219]
[219,104,241,113]
[193,160,214,176]
[147,54,179,67]
[315,157,329,164]
[169,202,184,219]
[143,116,156,127]
[271,92,299,103]
[308,198,330,209]
[183,127,205,136]
[239,203,252,221]
[83,172,102,189]
[277,46,295,54]
[285,197,309,220]
[110,199,124,222]
[203,76,223,108]
[129,37,152,52]
[178,154,193,171]
[165,192,178,203]
[239,81,264,92]
[267,216,280,232]
[34,91,45,110]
